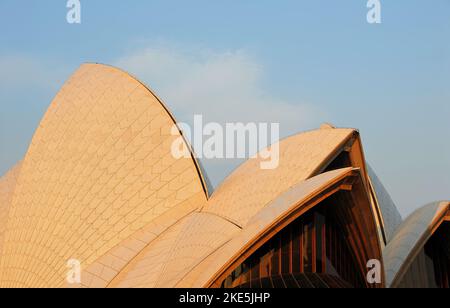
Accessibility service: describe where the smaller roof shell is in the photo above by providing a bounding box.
[383,201,450,287]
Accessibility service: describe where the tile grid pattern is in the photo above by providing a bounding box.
[101,130,355,287]
[204,129,354,227]
[110,212,240,288]
[0,63,413,289]
[0,162,22,263]
[75,192,204,288]
[0,64,207,288]
[383,201,450,287]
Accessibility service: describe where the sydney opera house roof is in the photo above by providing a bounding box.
[0,64,448,288]
[384,201,450,288]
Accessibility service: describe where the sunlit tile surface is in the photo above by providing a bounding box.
[0,64,208,288]
[0,63,447,288]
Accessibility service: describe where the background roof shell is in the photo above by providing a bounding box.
[383,201,450,287]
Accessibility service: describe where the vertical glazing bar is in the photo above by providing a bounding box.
[322,220,327,273]
[300,221,304,273]
[312,214,316,273]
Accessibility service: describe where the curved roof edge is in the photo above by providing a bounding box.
[177,167,384,288]
[202,127,360,228]
[367,164,403,243]
[84,62,213,198]
[0,63,210,287]
[0,161,23,258]
[207,126,358,201]
[383,201,450,288]
[67,192,205,288]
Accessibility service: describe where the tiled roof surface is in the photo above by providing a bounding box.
[383,201,450,287]
[0,162,22,262]
[204,128,355,227]
[0,64,208,287]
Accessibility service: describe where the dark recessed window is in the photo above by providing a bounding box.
[220,196,366,288]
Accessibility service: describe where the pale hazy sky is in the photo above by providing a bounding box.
[0,0,449,217]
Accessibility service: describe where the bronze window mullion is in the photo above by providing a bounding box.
[322,221,327,273]
[312,214,317,273]
[300,221,304,273]
[289,225,293,274]
[279,235,282,275]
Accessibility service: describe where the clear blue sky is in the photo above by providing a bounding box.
[0,0,449,216]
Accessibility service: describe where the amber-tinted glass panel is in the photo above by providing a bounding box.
[316,214,325,273]
[425,222,450,288]
[281,229,291,274]
[397,222,450,288]
[324,214,364,288]
[303,220,313,272]
[292,223,301,273]
[271,238,280,276]
[260,250,273,278]
[220,201,366,288]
